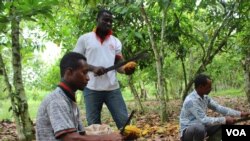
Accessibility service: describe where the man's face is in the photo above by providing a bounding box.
[97,12,113,31]
[70,60,89,90]
[202,79,212,95]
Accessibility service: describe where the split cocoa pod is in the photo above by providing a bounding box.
[123,125,141,140]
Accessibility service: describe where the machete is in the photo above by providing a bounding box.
[234,116,250,124]
[120,110,136,135]
[104,50,149,73]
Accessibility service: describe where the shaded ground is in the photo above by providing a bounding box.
[0,120,17,141]
[1,96,250,141]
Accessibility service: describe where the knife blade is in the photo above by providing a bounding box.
[104,50,148,73]
[120,110,136,135]
[234,117,250,124]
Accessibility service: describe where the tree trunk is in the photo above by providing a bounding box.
[181,57,187,89]
[10,5,34,141]
[128,75,144,113]
[139,81,147,101]
[140,3,168,122]
[156,58,168,121]
[242,51,250,103]
[163,78,169,101]
[154,82,159,100]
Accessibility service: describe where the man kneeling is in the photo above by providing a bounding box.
[179,74,249,141]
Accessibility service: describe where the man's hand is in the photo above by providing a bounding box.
[241,112,250,117]
[93,66,106,76]
[225,116,236,124]
[123,61,137,75]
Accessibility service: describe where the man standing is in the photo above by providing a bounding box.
[73,9,136,129]
[179,74,250,141]
[36,52,122,141]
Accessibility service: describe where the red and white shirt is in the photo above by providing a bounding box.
[73,31,122,91]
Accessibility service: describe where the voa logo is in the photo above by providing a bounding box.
[226,129,246,136]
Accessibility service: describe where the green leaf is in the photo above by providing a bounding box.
[121,7,128,14]
[8,106,12,112]
[0,16,9,23]
[134,32,143,40]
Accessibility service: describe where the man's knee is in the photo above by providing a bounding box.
[183,124,206,141]
[193,124,205,134]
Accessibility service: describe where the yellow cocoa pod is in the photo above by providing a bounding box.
[124,61,137,69]
[124,125,141,138]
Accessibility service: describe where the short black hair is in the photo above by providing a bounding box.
[60,52,86,77]
[194,74,211,88]
[96,9,112,20]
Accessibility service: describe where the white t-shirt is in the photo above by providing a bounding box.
[73,31,122,91]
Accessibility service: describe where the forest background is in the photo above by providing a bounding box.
[0,0,250,140]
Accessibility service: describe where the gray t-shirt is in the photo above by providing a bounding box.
[36,87,84,141]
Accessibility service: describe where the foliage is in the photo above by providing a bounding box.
[207,53,244,90]
[40,62,60,90]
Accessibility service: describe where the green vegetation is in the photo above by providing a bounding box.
[0,88,245,121]
[210,88,245,97]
